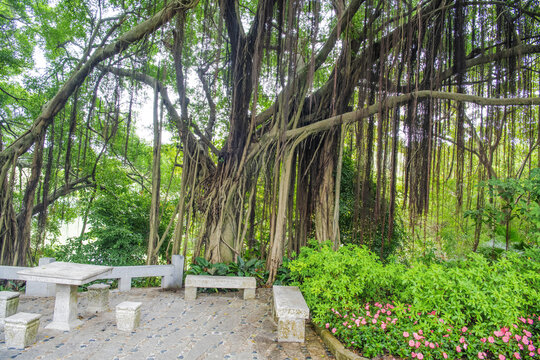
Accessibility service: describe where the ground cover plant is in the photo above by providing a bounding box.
[289,243,540,359]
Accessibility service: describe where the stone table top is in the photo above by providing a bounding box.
[17,262,113,286]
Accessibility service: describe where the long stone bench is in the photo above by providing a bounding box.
[184,275,256,300]
[272,285,309,343]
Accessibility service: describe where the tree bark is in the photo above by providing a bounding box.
[147,73,162,265]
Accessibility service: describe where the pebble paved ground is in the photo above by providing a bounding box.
[0,288,335,360]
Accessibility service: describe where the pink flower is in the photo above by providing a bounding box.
[415,341,421,348]
[528,318,534,325]
[460,337,465,344]
[481,338,487,343]
[529,345,535,351]
[499,355,506,360]
[325,323,330,329]
[520,317,527,323]
[462,326,468,332]
[524,330,532,338]
[381,323,386,330]
[372,318,377,324]
[361,319,367,325]
[529,352,535,357]
[409,340,415,347]
[523,337,530,345]
[412,352,417,358]
[456,346,462,353]
[516,335,522,341]
[443,352,448,359]
[488,336,495,343]
[417,353,424,360]
[478,352,485,359]
[503,336,509,343]
[514,352,521,359]
[403,332,410,338]
[429,343,435,349]
[331,328,337,334]
[495,330,504,337]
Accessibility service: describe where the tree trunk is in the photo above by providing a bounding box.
[15,130,46,266]
[147,74,162,265]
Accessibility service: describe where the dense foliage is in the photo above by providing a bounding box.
[289,243,540,359]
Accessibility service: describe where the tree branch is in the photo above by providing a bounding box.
[99,65,218,167]
[0,0,199,166]
[286,91,540,140]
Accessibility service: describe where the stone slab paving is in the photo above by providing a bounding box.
[0,288,335,360]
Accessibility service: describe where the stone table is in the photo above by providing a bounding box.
[17,262,112,331]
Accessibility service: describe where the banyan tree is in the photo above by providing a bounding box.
[0,0,539,283]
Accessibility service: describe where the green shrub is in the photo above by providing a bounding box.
[186,256,267,287]
[288,242,405,323]
[289,243,540,359]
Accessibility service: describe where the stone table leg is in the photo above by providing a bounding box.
[45,284,83,331]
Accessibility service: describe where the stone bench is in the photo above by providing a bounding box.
[272,285,309,343]
[116,301,141,332]
[4,312,41,349]
[0,291,20,328]
[184,275,256,301]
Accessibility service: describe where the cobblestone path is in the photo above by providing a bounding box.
[1,288,335,360]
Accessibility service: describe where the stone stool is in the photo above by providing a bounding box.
[87,283,110,312]
[4,312,41,349]
[116,301,141,332]
[0,291,20,328]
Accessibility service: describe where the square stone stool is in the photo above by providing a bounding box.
[116,301,141,332]
[87,284,110,312]
[4,312,41,349]
[0,291,20,328]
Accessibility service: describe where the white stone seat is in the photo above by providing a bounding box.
[184,275,256,300]
[4,312,41,349]
[87,283,110,312]
[272,285,309,343]
[0,291,20,328]
[116,301,141,332]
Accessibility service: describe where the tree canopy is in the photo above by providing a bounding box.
[0,0,539,283]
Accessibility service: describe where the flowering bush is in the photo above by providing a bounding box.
[289,243,540,359]
[325,304,539,359]
[287,242,406,323]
